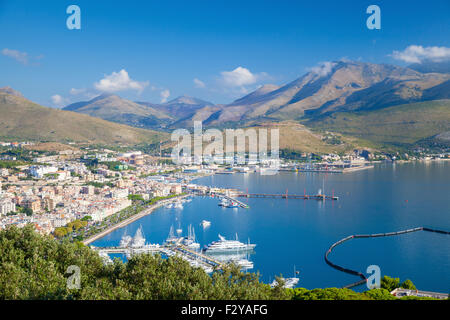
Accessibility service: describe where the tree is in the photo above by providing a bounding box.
[400,279,416,290]
[381,276,400,292]
[23,207,33,216]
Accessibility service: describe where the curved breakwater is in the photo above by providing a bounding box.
[324,227,450,289]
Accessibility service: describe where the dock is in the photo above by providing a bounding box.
[92,242,225,271]
[237,192,339,201]
[211,193,250,208]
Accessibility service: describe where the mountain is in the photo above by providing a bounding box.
[64,94,172,129]
[0,86,24,98]
[305,99,450,147]
[0,90,165,144]
[136,95,220,128]
[203,61,450,124]
[408,60,450,74]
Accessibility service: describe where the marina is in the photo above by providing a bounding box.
[91,162,450,292]
[92,226,257,274]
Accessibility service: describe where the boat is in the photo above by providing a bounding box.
[270,266,300,289]
[236,258,254,270]
[225,201,239,208]
[174,201,184,209]
[98,251,113,264]
[182,225,200,249]
[270,277,299,289]
[130,226,146,248]
[218,198,229,207]
[165,203,173,209]
[200,220,211,228]
[119,231,133,247]
[166,225,178,243]
[259,166,279,175]
[203,234,256,254]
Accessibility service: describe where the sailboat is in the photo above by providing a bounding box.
[182,224,200,249]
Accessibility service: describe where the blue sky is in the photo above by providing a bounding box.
[1,0,449,107]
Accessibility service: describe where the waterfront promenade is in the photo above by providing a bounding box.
[83,194,188,245]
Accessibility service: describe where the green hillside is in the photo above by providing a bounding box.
[305,99,450,147]
[0,92,166,145]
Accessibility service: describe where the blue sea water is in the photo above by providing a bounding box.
[92,161,450,292]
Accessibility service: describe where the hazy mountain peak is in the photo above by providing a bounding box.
[165,95,213,106]
[0,86,24,98]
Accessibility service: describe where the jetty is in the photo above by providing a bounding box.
[324,227,450,289]
[237,189,338,201]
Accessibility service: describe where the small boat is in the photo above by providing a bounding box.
[218,198,229,207]
[270,266,300,288]
[174,201,183,209]
[201,220,211,228]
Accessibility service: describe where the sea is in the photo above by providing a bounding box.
[92,161,450,292]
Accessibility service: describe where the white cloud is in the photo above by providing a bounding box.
[193,78,206,88]
[391,45,450,64]
[51,94,69,107]
[220,66,259,87]
[70,88,86,95]
[308,61,337,77]
[94,69,149,93]
[160,89,170,103]
[2,48,28,65]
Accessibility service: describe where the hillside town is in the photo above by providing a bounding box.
[1,141,449,237]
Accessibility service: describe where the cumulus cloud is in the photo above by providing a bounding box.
[2,48,28,65]
[391,45,450,64]
[219,66,260,87]
[160,89,170,103]
[193,78,206,88]
[94,69,149,93]
[51,94,69,107]
[308,61,337,77]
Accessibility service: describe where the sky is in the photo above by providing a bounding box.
[1,0,449,107]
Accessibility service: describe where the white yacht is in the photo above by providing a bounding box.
[203,234,256,254]
[174,201,184,209]
[270,277,299,289]
[270,267,300,289]
[236,259,254,270]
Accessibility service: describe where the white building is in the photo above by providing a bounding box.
[0,199,16,216]
[29,166,58,178]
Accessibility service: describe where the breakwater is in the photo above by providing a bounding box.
[324,227,450,289]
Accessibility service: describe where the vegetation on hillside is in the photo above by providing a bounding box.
[306,99,450,149]
[0,226,442,300]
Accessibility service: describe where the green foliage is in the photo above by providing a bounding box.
[400,279,417,290]
[128,194,144,202]
[0,226,290,300]
[381,276,400,292]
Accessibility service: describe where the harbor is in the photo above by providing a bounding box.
[91,162,450,293]
[92,225,257,274]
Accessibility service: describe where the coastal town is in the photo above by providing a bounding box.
[1,141,449,239]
